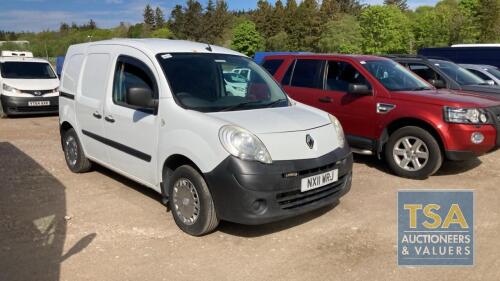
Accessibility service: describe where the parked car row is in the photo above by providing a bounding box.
[262,54,500,179]
[1,40,500,236]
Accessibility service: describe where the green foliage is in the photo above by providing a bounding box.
[230,20,264,56]
[384,0,409,11]
[477,0,500,42]
[318,15,362,54]
[143,4,155,29]
[360,5,413,54]
[150,28,174,39]
[267,31,289,51]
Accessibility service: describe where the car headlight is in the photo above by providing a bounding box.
[329,114,345,148]
[219,125,272,164]
[2,84,21,94]
[443,107,490,124]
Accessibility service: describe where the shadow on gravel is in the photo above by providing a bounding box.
[218,201,339,238]
[352,154,392,174]
[434,158,482,176]
[0,142,95,281]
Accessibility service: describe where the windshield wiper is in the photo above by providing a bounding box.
[264,98,288,108]
[410,86,431,91]
[219,100,263,112]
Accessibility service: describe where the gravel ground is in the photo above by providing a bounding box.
[1,116,499,281]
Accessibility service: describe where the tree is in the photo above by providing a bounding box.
[359,5,412,54]
[155,7,165,29]
[231,20,264,56]
[477,0,500,42]
[320,0,336,21]
[169,5,185,38]
[150,27,174,39]
[202,0,216,43]
[284,0,299,49]
[143,4,155,29]
[318,15,362,53]
[59,23,70,33]
[384,0,409,11]
[334,0,363,15]
[267,31,289,51]
[183,0,204,40]
[212,0,232,44]
[253,0,274,38]
[294,0,322,51]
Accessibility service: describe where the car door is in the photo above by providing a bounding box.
[318,59,377,143]
[76,47,112,162]
[282,59,325,106]
[103,47,159,186]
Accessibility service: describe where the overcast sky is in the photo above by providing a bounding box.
[0,0,439,32]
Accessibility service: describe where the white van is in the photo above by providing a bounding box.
[59,39,352,236]
[0,56,59,117]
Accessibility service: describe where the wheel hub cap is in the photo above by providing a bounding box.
[393,136,429,172]
[64,136,78,166]
[172,178,200,225]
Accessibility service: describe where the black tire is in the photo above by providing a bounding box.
[0,102,7,118]
[384,126,442,179]
[168,165,219,236]
[62,128,92,173]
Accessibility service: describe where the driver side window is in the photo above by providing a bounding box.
[113,56,156,108]
[326,61,371,92]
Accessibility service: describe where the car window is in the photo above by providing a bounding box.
[157,53,288,112]
[113,56,156,108]
[485,67,500,79]
[290,59,323,89]
[281,60,295,86]
[362,60,432,91]
[407,63,443,82]
[467,69,492,82]
[432,61,484,86]
[326,61,371,92]
[262,59,284,75]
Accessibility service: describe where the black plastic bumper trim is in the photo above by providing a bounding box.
[59,91,75,100]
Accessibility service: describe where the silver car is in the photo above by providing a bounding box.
[460,64,500,86]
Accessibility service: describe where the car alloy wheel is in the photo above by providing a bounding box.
[392,136,429,172]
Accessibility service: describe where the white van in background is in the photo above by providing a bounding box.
[59,39,352,236]
[0,54,59,117]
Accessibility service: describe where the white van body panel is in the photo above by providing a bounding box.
[59,39,341,194]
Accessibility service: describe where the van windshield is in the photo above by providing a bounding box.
[157,53,289,112]
[0,62,57,79]
[361,60,432,91]
[432,60,485,86]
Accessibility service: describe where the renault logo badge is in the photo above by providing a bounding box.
[33,91,42,96]
[306,134,314,149]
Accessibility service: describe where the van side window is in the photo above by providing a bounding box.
[113,56,156,108]
[467,69,492,82]
[290,59,323,89]
[326,61,371,92]
[282,60,295,86]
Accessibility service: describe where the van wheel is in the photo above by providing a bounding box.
[384,126,442,179]
[168,165,219,236]
[0,103,7,118]
[62,128,92,173]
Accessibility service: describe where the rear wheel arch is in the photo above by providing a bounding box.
[59,121,74,149]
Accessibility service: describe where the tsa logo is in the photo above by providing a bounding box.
[398,190,474,266]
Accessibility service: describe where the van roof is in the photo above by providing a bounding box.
[0,56,51,63]
[72,38,244,57]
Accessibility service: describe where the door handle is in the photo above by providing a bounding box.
[92,112,102,119]
[104,115,115,123]
[319,96,333,103]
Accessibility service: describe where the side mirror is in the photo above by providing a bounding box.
[429,79,446,89]
[126,86,157,109]
[485,80,495,86]
[348,83,372,95]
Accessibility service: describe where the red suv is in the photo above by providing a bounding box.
[263,54,500,179]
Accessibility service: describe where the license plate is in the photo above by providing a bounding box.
[28,101,50,106]
[301,169,338,192]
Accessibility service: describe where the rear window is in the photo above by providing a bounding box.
[0,62,57,79]
[261,59,284,75]
[290,59,323,89]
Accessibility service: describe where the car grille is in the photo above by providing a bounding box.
[487,106,500,146]
[276,173,348,210]
[21,89,54,96]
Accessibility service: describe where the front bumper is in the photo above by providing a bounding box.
[0,95,59,116]
[204,146,353,225]
[442,123,498,160]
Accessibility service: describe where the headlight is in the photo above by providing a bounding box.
[329,114,345,148]
[2,84,20,94]
[219,125,272,164]
[443,107,490,124]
